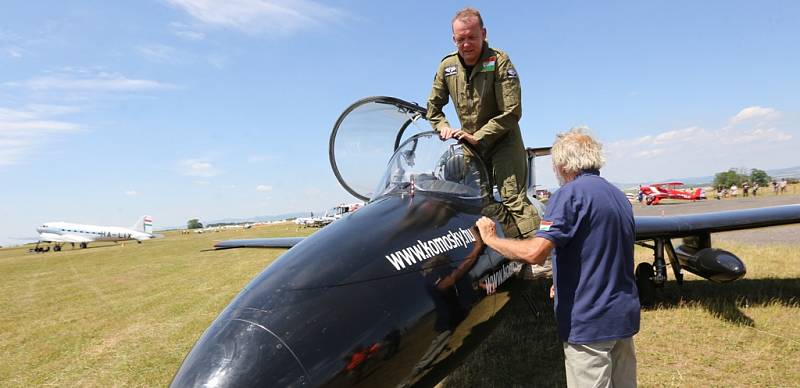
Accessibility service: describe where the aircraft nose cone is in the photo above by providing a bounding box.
[171,318,310,388]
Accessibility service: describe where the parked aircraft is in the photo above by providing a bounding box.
[639,181,705,205]
[35,215,154,252]
[171,97,800,387]
[295,203,365,228]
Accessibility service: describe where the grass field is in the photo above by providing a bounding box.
[1,224,798,387]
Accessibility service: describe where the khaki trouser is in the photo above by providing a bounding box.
[563,337,637,388]
[482,140,539,239]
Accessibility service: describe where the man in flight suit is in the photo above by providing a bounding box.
[427,7,538,240]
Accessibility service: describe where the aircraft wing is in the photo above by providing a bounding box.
[213,237,305,250]
[635,204,800,240]
[38,233,92,243]
[652,181,684,187]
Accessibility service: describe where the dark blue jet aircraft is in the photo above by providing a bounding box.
[171,96,800,387]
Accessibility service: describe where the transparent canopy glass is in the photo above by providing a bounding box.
[372,132,487,200]
[329,97,488,201]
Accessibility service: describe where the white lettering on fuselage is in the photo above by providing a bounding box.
[384,228,476,271]
[481,261,523,295]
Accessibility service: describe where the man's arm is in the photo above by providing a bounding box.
[472,55,521,151]
[427,62,453,134]
[437,227,484,290]
[476,216,553,265]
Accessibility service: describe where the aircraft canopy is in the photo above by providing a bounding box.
[329,96,488,201]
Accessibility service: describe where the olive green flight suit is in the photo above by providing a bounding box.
[427,43,539,238]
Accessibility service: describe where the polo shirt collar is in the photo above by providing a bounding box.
[578,169,600,177]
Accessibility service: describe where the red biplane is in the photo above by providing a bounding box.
[639,181,705,205]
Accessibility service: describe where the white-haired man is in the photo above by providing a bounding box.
[476,127,640,388]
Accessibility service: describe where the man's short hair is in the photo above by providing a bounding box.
[452,7,484,28]
[551,127,606,175]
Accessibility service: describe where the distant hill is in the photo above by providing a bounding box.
[768,166,800,179]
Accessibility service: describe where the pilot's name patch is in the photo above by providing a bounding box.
[384,228,476,271]
[444,66,457,77]
[539,220,553,231]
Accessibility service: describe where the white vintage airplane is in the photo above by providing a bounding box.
[34,215,155,252]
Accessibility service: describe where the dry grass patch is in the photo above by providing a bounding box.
[442,241,799,387]
[1,225,797,387]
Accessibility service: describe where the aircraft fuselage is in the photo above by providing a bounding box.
[172,192,522,387]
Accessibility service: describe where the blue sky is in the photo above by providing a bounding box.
[1,1,798,245]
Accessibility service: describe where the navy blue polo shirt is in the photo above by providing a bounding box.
[536,170,640,344]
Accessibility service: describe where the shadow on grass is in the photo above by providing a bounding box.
[440,277,800,386]
[440,279,567,388]
[650,278,800,326]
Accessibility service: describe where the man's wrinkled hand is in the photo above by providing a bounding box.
[454,130,478,145]
[476,216,497,241]
[438,126,458,140]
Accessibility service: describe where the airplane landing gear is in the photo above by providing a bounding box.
[80,242,88,249]
[636,237,683,308]
[635,262,656,308]
[31,242,45,253]
[53,244,62,252]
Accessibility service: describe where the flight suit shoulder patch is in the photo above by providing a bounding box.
[440,51,458,62]
[506,67,518,78]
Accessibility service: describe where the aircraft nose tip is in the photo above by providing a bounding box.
[171,318,310,388]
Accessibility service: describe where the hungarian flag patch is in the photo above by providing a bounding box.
[480,56,496,72]
[539,220,553,231]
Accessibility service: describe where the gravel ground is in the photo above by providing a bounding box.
[632,194,800,245]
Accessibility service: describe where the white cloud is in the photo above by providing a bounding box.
[729,106,780,125]
[5,70,173,92]
[176,29,206,40]
[652,126,705,144]
[165,0,347,34]
[0,120,78,133]
[0,105,82,166]
[632,149,666,159]
[125,190,139,196]
[256,184,272,192]
[3,46,22,58]
[169,22,206,41]
[725,128,792,144]
[603,106,797,182]
[179,159,220,177]
[609,126,706,152]
[137,44,179,64]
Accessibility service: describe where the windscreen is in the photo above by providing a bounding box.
[329,97,429,201]
[372,132,488,200]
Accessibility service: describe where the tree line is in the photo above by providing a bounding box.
[713,168,770,188]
